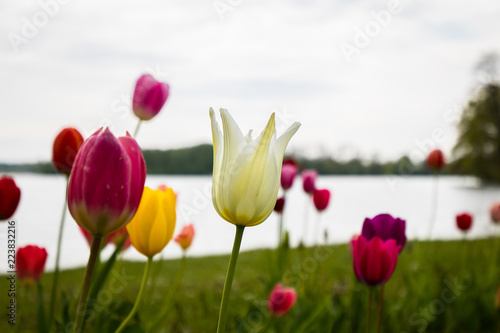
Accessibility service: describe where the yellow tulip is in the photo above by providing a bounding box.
[209,108,300,227]
[126,187,176,258]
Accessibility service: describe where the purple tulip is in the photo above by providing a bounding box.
[302,170,317,194]
[132,74,170,121]
[361,213,406,251]
[281,164,298,190]
[68,128,146,236]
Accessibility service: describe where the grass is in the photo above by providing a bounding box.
[2,238,500,332]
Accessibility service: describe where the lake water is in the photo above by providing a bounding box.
[1,174,499,272]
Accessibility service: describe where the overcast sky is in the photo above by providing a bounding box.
[1,0,499,164]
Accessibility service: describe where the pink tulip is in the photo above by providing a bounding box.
[268,284,297,317]
[68,128,146,236]
[133,74,170,121]
[281,164,298,190]
[302,170,317,194]
[352,235,400,286]
[175,224,195,250]
[490,203,500,224]
[313,189,330,212]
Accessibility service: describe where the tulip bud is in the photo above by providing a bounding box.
[175,224,195,251]
[490,203,500,224]
[268,284,297,317]
[52,127,84,175]
[0,176,21,220]
[427,149,445,171]
[127,187,176,258]
[313,188,331,212]
[281,163,298,190]
[361,213,407,251]
[133,74,170,121]
[210,108,300,227]
[274,197,285,214]
[68,128,146,236]
[456,212,473,232]
[302,170,317,195]
[352,235,400,286]
[16,245,48,285]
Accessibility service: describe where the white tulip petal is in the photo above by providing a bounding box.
[274,122,301,167]
[209,109,300,227]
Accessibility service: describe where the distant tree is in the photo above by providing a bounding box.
[453,54,500,182]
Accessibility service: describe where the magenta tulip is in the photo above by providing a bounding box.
[281,163,298,190]
[0,176,21,220]
[302,170,317,194]
[133,74,170,121]
[68,128,146,236]
[361,213,406,250]
[456,212,473,232]
[352,235,400,286]
[268,284,297,317]
[313,189,330,212]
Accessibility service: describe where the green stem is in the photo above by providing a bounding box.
[376,285,384,333]
[37,282,48,333]
[300,194,312,247]
[427,173,440,240]
[115,257,153,333]
[148,253,187,332]
[367,287,373,333]
[133,119,142,138]
[48,175,69,329]
[73,234,103,333]
[216,225,245,333]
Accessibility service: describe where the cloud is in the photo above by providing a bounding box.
[0,0,499,163]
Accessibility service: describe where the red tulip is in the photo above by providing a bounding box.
[427,149,445,171]
[281,164,298,190]
[456,212,473,232]
[490,203,500,224]
[175,224,195,250]
[0,176,21,220]
[274,197,285,214]
[302,170,317,194]
[52,127,84,175]
[68,128,146,236]
[133,74,170,121]
[351,235,400,286]
[16,245,48,284]
[313,189,330,212]
[268,284,297,317]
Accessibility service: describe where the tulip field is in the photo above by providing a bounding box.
[1,73,500,333]
[0,238,499,332]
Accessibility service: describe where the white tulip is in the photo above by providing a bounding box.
[210,108,300,226]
